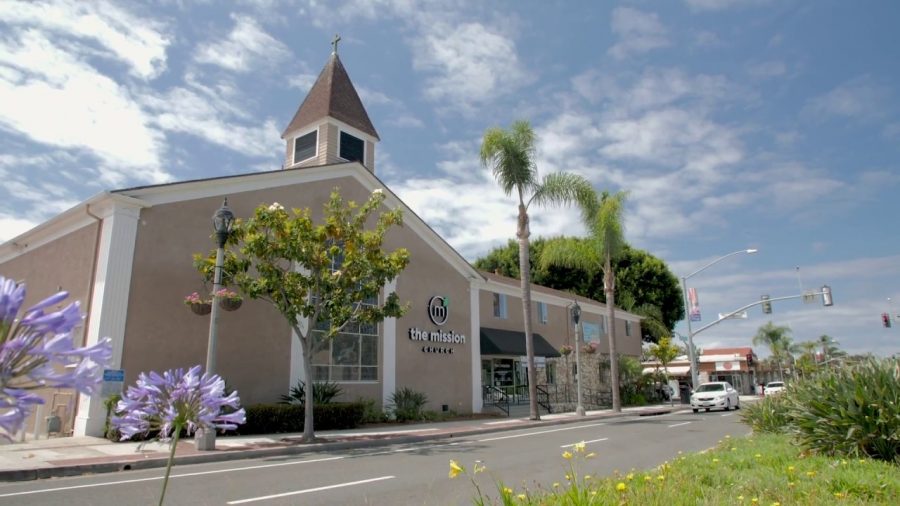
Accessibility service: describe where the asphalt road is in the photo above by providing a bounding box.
[0,409,749,505]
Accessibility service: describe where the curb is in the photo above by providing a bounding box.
[0,407,677,482]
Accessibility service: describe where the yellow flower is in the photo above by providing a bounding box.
[448,460,463,479]
[713,458,719,463]
[731,447,737,451]
[738,495,744,501]
[788,482,795,487]
[626,472,635,481]
[503,487,513,495]
[834,492,844,498]
[644,475,652,482]
[584,475,592,481]
[574,441,587,453]
[657,475,665,481]
[751,499,758,504]
[474,462,486,474]
[517,494,526,500]
[553,482,560,488]
[806,471,816,477]
[616,482,627,492]
[566,474,572,481]
[725,434,731,439]
[562,451,573,460]
[787,466,795,472]
[772,503,781,506]
[840,459,847,465]
[755,454,762,458]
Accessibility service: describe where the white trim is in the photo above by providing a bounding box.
[0,193,149,264]
[382,277,397,407]
[337,128,366,165]
[73,201,142,437]
[284,116,378,148]
[119,163,482,282]
[470,277,482,413]
[292,127,319,165]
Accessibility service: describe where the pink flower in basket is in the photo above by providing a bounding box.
[559,344,573,356]
[183,292,208,306]
[581,342,598,354]
[214,289,242,301]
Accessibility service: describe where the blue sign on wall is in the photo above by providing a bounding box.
[102,369,125,382]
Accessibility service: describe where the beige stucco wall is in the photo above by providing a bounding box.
[0,222,100,434]
[123,174,476,413]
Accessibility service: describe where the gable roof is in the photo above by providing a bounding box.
[282,53,380,140]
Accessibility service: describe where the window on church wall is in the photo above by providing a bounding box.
[493,293,507,319]
[339,131,365,163]
[537,301,548,324]
[293,130,318,164]
[625,320,632,337]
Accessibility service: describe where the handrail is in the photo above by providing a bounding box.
[483,385,510,416]
[535,385,552,414]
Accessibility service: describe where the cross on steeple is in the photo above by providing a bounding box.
[331,34,341,55]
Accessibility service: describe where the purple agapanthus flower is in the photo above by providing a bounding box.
[0,276,112,439]
[112,365,245,441]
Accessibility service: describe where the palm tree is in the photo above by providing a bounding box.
[541,191,629,411]
[752,321,792,380]
[816,334,845,364]
[480,120,595,420]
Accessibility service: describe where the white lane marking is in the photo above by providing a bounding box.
[484,419,526,425]
[668,422,692,428]
[390,442,461,453]
[226,475,395,504]
[0,456,344,498]
[478,422,606,442]
[560,437,608,448]
[720,413,733,417]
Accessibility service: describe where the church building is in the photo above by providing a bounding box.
[0,48,643,438]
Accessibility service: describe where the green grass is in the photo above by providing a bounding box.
[451,433,900,505]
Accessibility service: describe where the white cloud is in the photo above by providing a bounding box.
[0,0,170,80]
[0,214,38,242]
[357,86,393,106]
[412,22,529,112]
[194,14,291,72]
[386,115,425,128]
[608,7,669,60]
[804,75,890,120]
[684,0,772,11]
[288,73,318,93]
[0,30,169,184]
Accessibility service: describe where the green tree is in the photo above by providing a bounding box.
[816,334,845,364]
[474,239,684,339]
[753,322,793,381]
[649,336,680,404]
[480,120,594,421]
[198,189,410,442]
[540,191,628,412]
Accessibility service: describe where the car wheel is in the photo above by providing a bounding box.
[692,408,698,413]
[725,399,731,411]
[735,400,741,410]
[705,408,710,412]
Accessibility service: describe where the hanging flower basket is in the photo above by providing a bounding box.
[582,342,598,354]
[190,302,212,315]
[184,292,212,315]
[216,289,243,312]
[559,345,573,356]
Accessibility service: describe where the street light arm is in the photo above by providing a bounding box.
[683,249,757,280]
[692,289,830,337]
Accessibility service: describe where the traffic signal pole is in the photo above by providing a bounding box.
[692,286,834,338]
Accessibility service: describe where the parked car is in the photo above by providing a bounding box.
[690,381,740,413]
[764,381,786,395]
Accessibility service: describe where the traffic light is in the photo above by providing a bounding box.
[883,313,892,328]
[761,295,772,314]
[822,285,833,307]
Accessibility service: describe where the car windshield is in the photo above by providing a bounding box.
[696,384,724,392]
[767,382,784,387]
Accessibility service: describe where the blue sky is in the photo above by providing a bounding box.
[1,0,898,357]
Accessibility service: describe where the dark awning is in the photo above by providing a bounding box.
[480,327,561,358]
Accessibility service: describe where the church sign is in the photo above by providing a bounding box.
[408,295,467,355]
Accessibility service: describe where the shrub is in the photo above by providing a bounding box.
[389,387,428,422]
[786,357,900,462]
[103,393,122,441]
[237,402,365,435]
[740,392,792,434]
[357,397,389,424]
[279,380,342,405]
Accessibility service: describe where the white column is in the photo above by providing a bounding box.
[73,202,141,437]
[381,278,397,407]
[470,279,482,413]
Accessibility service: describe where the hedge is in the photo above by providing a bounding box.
[236,402,366,435]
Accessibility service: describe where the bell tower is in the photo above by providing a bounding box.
[281,35,380,172]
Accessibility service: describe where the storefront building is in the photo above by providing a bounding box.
[0,51,642,437]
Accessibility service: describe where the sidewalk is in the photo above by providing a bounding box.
[0,401,720,482]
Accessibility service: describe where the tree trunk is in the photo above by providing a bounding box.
[294,326,316,442]
[604,255,621,412]
[517,205,540,421]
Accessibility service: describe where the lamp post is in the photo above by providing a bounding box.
[681,248,757,390]
[571,301,585,416]
[197,198,235,451]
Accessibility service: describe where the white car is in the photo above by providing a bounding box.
[691,382,740,413]
[764,381,786,395]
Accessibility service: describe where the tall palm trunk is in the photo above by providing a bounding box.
[517,204,540,420]
[604,254,621,412]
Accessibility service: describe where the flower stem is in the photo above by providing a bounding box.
[158,424,182,506]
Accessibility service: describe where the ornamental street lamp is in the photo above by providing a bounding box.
[681,248,757,390]
[571,301,585,417]
[197,198,235,451]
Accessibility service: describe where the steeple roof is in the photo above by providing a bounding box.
[281,53,380,140]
